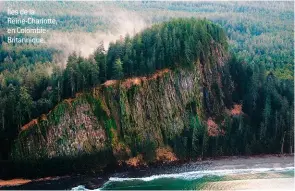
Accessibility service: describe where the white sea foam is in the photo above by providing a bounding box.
[108,166,295,182]
[72,185,88,190]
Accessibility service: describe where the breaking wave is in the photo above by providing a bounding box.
[107,166,295,182]
[71,166,294,190]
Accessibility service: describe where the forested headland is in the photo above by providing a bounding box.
[0,1,293,178]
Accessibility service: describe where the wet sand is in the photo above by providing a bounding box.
[202,154,294,171]
[202,177,294,190]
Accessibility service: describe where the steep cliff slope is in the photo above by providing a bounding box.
[11,40,230,168]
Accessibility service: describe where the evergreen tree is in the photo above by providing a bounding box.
[94,41,107,83]
[112,58,124,80]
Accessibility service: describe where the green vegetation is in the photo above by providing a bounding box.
[107,18,227,78]
[207,56,294,156]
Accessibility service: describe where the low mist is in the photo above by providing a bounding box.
[47,11,149,66]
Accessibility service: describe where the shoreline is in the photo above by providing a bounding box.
[1,154,294,188]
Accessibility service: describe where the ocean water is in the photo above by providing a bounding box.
[72,167,295,190]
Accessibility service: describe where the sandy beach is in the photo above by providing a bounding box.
[202,177,294,190]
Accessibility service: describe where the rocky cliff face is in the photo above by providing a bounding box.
[11,42,230,167]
